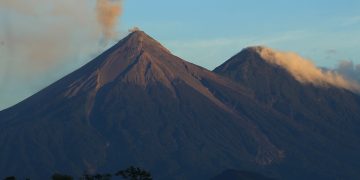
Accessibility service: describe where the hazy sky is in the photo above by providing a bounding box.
[1,0,360,110]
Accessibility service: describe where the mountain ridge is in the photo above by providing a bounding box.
[1,31,360,179]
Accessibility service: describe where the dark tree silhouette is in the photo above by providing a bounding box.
[115,166,152,180]
[3,177,16,180]
[51,173,73,180]
[80,172,93,180]
[80,172,112,180]
[2,166,151,180]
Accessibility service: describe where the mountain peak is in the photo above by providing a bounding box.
[67,31,176,91]
[126,30,150,43]
[119,30,171,54]
[243,46,271,53]
[216,46,276,68]
[215,46,359,91]
[239,46,280,62]
[64,30,230,101]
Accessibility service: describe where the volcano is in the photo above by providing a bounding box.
[1,32,360,179]
[214,46,360,179]
[0,31,285,179]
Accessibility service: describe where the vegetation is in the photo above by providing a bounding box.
[3,177,16,180]
[80,172,112,180]
[115,166,152,180]
[52,173,73,180]
[3,166,152,180]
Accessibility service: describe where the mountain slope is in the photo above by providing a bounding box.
[0,32,288,179]
[214,46,360,179]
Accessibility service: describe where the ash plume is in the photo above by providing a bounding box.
[0,0,124,109]
[96,0,123,41]
[254,47,360,92]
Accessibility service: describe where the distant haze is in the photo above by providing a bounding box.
[0,0,123,110]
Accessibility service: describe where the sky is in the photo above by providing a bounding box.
[1,0,360,110]
[122,0,360,68]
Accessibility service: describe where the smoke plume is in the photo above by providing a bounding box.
[0,0,123,110]
[253,47,360,91]
[96,0,123,41]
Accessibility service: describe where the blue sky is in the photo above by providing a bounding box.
[122,0,360,69]
[0,0,360,110]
